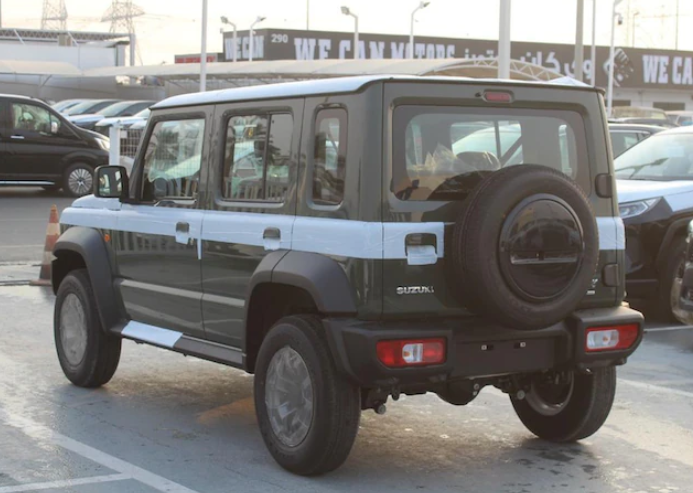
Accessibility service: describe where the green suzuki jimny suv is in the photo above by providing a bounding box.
[51,75,643,475]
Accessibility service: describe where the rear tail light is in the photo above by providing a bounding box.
[585,324,639,352]
[376,338,446,368]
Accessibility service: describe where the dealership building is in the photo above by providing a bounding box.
[210,28,693,111]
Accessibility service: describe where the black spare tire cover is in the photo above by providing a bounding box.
[451,165,598,330]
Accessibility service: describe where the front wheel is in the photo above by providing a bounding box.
[63,163,94,197]
[660,238,691,324]
[254,315,361,476]
[54,269,121,387]
[511,367,616,442]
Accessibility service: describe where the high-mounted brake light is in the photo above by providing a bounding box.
[585,324,639,352]
[482,91,513,103]
[376,338,446,368]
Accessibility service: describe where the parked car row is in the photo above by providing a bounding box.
[51,98,154,131]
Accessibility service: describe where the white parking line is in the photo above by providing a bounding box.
[645,325,693,333]
[0,474,129,493]
[0,408,200,493]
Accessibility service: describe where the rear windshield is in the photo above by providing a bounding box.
[392,106,589,201]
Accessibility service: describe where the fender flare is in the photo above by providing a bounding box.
[245,250,358,321]
[52,227,125,333]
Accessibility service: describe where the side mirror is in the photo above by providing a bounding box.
[50,120,60,134]
[95,165,129,200]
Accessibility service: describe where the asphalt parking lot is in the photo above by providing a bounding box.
[0,286,692,492]
[0,188,73,264]
[1,188,693,492]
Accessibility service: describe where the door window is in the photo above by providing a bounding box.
[140,118,205,202]
[610,132,641,157]
[222,113,293,202]
[313,108,347,205]
[11,103,58,135]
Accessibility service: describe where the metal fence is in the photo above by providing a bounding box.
[107,123,146,169]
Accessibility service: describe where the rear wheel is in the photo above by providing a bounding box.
[63,163,94,197]
[511,367,616,442]
[254,315,361,476]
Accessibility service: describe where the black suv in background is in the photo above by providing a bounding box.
[0,94,109,197]
[615,126,693,322]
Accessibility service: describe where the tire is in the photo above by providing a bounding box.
[511,367,616,442]
[451,165,599,330]
[63,163,94,197]
[254,315,361,476]
[658,237,688,324]
[54,269,121,388]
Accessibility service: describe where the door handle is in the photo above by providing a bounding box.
[10,135,25,140]
[263,227,282,251]
[175,222,191,245]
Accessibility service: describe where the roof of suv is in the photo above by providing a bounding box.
[154,74,600,110]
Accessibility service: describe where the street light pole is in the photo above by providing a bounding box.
[575,0,585,82]
[200,0,208,92]
[631,11,639,47]
[607,0,623,117]
[409,1,430,59]
[341,6,359,59]
[590,0,597,86]
[498,0,511,79]
[249,16,266,62]
[221,17,238,62]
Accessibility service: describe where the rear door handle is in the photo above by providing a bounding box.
[263,227,281,251]
[175,221,191,245]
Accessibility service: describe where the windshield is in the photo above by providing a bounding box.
[393,106,589,201]
[615,133,693,180]
[64,101,108,116]
[97,102,137,117]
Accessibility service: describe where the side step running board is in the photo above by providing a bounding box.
[116,321,244,368]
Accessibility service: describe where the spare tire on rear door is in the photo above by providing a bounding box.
[451,165,598,330]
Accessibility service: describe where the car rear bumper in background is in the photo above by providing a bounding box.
[324,306,644,388]
[626,278,659,299]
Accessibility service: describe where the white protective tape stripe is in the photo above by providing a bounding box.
[61,199,624,258]
[121,321,183,348]
[596,216,625,251]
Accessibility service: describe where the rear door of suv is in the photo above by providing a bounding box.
[381,80,619,319]
[200,99,303,348]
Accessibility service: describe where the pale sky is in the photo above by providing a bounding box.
[2,0,690,64]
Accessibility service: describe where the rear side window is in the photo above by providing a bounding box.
[610,131,641,157]
[313,108,347,205]
[141,118,205,202]
[222,114,293,202]
[393,106,588,201]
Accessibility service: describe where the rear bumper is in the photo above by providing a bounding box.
[324,306,644,388]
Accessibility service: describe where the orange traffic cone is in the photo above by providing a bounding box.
[31,205,60,287]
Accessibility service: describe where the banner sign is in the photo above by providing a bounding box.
[222,28,693,90]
